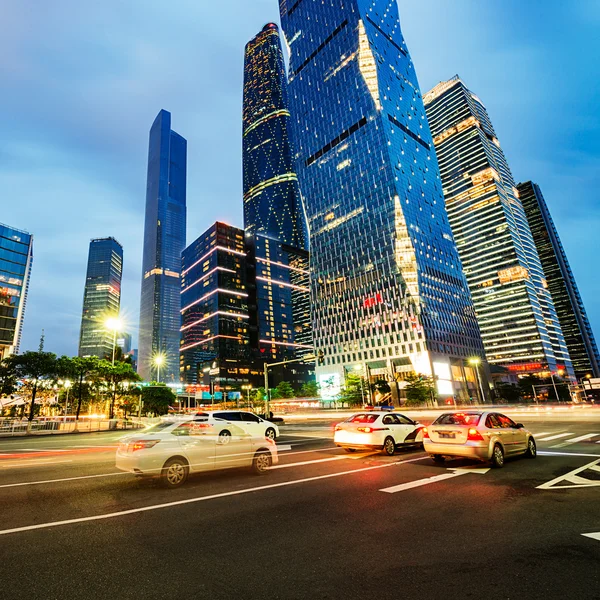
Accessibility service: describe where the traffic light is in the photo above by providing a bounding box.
[317,350,325,366]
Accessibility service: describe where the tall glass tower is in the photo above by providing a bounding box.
[78,237,123,358]
[243,23,307,249]
[518,181,599,379]
[0,223,33,360]
[138,110,187,382]
[424,77,573,378]
[279,0,487,402]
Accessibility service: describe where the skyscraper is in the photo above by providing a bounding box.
[424,77,573,378]
[138,109,187,382]
[0,223,33,359]
[243,23,307,249]
[78,237,123,358]
[518,181,599,379]
[279,0,487,402]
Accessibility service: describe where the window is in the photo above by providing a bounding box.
[382,414,399,425]
[213,412,241,422]
[497,414,516,429]
[240,412,260,423]
[485,414,501,429]
[346,414,379,424]
[396,414,415,425]
[433,413,482,426]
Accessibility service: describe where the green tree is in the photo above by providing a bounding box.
[0,358,18,397]
[58,355,102,421]
[275,381,295,399]
[253,387,266,402]
[404,373,436,407]
[300,380,319,398]
[141,384,176,416]
[496,383,522,403]
[340,374,367,406]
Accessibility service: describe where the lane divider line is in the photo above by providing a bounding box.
[0,457,428,536]
[538,451,600,458]
[551,433,599,448]
[537,432,572,442]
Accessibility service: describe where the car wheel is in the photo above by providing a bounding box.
[382,436,396,456]
[491,444,505,468]
[431,454,445,464]
[252,451,272,475]
[218,430,231,444]
[344,448,357,453]
[525,437,537,458]
[160,457,189,488]
[265,427,276,441]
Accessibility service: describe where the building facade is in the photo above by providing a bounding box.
[243,23,307,249]
[424,77,573,378]
[279,0,488,402]
[138,109,187,382]
[0,223,33,359]
[78,237,123,358]
[180,223,258,388]
[518,181,599,379]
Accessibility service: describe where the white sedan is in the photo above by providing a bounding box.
[116,416,278,488]
[334,412,425,455]
[208,410,280,440]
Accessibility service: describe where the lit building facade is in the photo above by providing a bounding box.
[139,109,187,382]
[180,223,258,387]
[518,181,599,379]
[243,23,307,249]
[279,0,487,401]
[78,237,123,358]
[424,77,573,378]
[0,223,33,359]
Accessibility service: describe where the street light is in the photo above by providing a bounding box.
[154,354,166,384]
[468,358,486,405]
[105,317,123,366]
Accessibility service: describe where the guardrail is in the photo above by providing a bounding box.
[0,417,144,438]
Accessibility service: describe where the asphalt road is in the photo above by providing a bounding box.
[0,412,599,600]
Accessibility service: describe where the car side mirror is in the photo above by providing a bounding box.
[515,423,524,429]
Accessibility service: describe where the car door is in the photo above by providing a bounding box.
[214,423,253,470]
[488,413,517,454]
[396,413,422,443]
[238,412,261,436]
[381,414,404,443]
[172,422,216,472]
[497,413,526,454]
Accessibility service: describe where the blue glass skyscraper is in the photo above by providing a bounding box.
[279,0,487,401]
[138,110,187,382]
[243,23,307,249]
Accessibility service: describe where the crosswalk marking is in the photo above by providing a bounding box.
[531,432,552,438]
[551,433,599,448]
[537,432,571,441]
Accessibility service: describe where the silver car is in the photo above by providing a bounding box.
[423,411,537,468]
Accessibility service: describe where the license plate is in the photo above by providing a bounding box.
[439,432,456,439]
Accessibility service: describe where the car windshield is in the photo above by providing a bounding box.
[346,414,379,424]
[143,421,180,432]
[433,413,482,426]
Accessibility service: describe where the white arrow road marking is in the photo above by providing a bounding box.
[582,532,600,541]
[551,433,599,448]
[537,432,572,441]
[380,467,490,494]
[537,458,600,489]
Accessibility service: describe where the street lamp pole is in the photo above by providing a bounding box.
[469,358,485,404]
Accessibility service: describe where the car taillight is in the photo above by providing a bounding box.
[422,428,429,439]
[334,425,342,431]
[131,440,161,452]
[467,428,484,441]
[356,427,388,433]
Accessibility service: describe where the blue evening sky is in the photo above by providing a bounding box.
[2,0,598,356]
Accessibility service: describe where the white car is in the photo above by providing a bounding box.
[423,411,536,468]
[334,411,425,455]
[116,416,278,488]
[208,410,280,440]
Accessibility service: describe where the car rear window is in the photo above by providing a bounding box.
[433,413,482,426]
[144,421,177,432]
[346,414,379,424]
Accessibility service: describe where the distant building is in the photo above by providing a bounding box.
[424,77,573,378]
[78,237,123,358]
[116,332,132,355]
[0,223,33,359]
[180,222,258,388]
[138,109,187,382]
[518,181,600,379]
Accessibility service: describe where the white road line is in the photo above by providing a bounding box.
[582,532,600,542]
[1,460,74,469]
[0,472,127,488]
[538,451,600,458]
[537,458,600,490]
[551,433,599,448]
[531,432,552,438]
[380,467,490,494]
[272,456,348,469]
[275,445,292,452]
[537,432,572,441]
[0,458,425,536]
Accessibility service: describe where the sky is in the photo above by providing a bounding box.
[2,0,599,357]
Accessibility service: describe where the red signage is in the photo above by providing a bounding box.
[507,363,543,373]
[364,293,382,309]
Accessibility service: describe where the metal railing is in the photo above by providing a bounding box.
[0,417,143,437]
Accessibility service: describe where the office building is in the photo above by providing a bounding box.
[116,332,132,355]
[138,109,187,382]
[279,0,487,401]
[243,23,307,249]
[424,77,573,377]
[518,181,599,379]
[0,223,33,359]
[78,237,123,358]
[180,222,259,388]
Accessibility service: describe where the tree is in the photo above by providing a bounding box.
[275,381,295,399]
[300,380,319,398]
[0,358,18,397]
[495,383,522,403]
[96,360,140,418]
[340,374,366,406]
[58,356,102,421]
[141,384,176,416]
[253,387,266,402]
[404,374,436,407]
